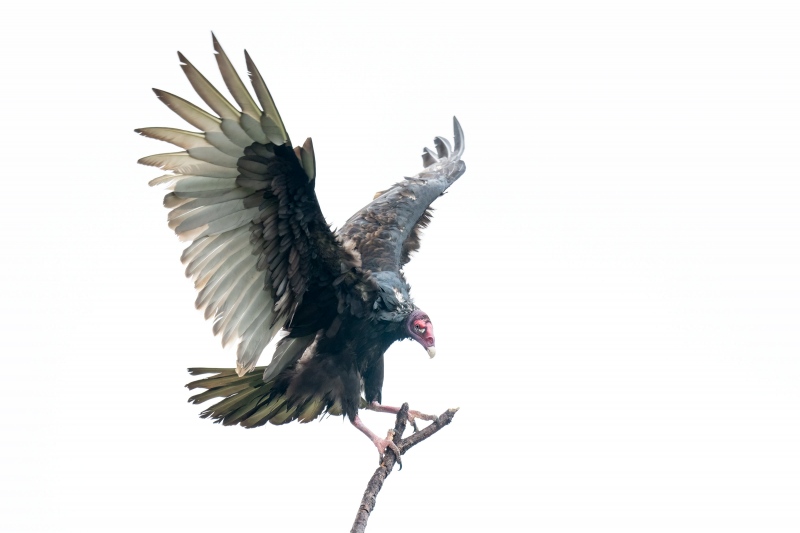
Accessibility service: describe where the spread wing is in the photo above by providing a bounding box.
[137,35,359,376]
[339,118,466,274]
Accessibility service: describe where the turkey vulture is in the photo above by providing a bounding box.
[136,35,466,462]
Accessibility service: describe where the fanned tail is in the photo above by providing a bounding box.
[186,367,338,427]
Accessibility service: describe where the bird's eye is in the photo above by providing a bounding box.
[415,324,425,333]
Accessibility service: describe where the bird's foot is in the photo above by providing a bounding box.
[368,401,437,433]
[408,409,437,426]
[352,415,402,469]
[373,429,402,468]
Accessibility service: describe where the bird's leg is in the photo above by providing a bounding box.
[367,401,437,432]
[351,415,402,467]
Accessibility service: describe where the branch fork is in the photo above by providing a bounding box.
[350,404,459,533]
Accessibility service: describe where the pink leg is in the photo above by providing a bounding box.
[352,415,402,466]
[367,401,437,431]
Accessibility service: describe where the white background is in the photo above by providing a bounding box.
[2,2,799,532]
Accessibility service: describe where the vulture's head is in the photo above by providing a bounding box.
[407,309,436,358]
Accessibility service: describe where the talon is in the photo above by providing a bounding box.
[368,401,437,429]
[388,440,402,469]
[408,409,437,425]
[353,414,402,469]
[373,433,402,469]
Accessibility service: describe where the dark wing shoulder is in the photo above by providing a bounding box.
[137,36,359,375]
[339,118,466,274]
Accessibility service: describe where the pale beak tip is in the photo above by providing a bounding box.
[426,346,436,358]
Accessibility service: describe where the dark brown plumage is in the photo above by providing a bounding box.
[138,35,465,459]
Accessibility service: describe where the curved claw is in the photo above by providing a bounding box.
[407,409,437,432]
[374,429,402,469]
[352,414,402,469]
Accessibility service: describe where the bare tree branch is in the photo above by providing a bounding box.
[350,404,459,533]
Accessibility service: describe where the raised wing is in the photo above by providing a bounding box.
[137,35,352,376]
[339,118,466,274]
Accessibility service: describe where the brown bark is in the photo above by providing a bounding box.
[350,404,459,533]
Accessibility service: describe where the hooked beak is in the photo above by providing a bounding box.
[409,311,436,359]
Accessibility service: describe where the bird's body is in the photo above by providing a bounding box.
[138,35,465,459]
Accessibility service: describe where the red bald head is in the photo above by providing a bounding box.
[407,309,436,358]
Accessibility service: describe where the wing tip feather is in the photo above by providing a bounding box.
[452,116,464,156]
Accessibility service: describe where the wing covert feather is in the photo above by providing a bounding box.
[339,118,466,273]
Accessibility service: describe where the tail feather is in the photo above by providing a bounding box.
[187,370,261,391]
[187,367,237,377]
[220,394,264,426]
[186,367,331,427]
[198,385,262,422]
[243,397,289,426]
[189,382,256,404]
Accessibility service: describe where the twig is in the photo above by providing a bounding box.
[350,404,459,533]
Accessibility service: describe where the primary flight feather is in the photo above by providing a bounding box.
[137,35,466,461]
